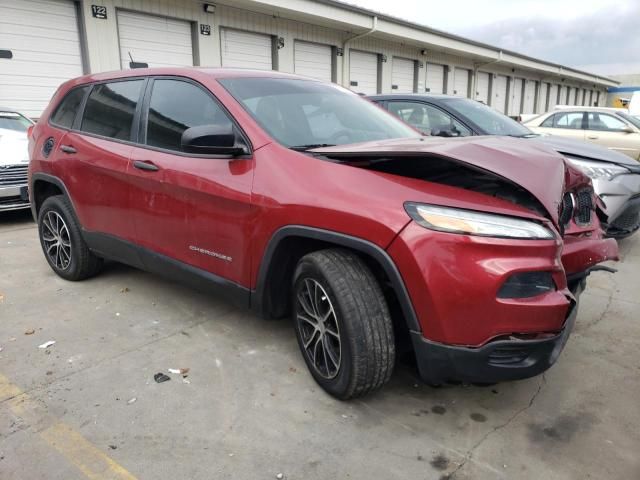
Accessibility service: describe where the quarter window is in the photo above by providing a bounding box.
[586,113,627,131]
[51,87,88,129]
[80,80,144,140]
[145,79,234,152]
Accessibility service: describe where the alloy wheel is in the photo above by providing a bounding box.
[41,211,72,270]
[295,278,342,379]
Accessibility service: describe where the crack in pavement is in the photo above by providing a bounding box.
[448,374,546,479]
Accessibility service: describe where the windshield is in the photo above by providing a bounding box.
[0,111,32,132]
[441,98,534,137]
[219,77,420,147]
[618,111,640,129]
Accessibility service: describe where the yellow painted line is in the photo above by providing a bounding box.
[0,373,137,480]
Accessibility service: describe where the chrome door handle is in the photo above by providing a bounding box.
[60,145,77,154]
[133,160,159,172]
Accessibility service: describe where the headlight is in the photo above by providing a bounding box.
[566,157,629,180]
[405,203,555,239]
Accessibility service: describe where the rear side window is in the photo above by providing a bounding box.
[50,87,87,129]
[145,79,234,152]
[81,80,144,140]
[544,112,584,129]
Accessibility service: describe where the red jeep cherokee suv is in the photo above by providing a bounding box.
[28,68,618,399]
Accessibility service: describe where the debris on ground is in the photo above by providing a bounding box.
[24,329,35,335]
[115,313,121,317]
[9,337,16,342]
[289,367,297,373]
[120,287,130,293]
[0,293,4,303]
[127,397,137,405]
[153,373,170,383]
[182,378,191,384]
[108,445,117,450]
[228,453,234,457]
[168,368,190,375]
[0,347,3,353]
[276,473,284,479]
[46,371,53,376]
[38,340,56,349]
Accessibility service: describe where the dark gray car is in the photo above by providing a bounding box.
[369,94,640,238]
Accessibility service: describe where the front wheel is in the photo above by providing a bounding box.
[292,249,395,399]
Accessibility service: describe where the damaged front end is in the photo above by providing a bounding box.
[313,136,619,384]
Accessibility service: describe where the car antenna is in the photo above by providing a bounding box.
[128,52,148,69]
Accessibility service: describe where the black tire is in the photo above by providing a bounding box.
[292,248,395,399]
[37,195,103,281]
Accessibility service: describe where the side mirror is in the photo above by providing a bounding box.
[181,124,245,156]
[622,125,635,134]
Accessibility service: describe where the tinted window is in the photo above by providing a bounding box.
[552,112,584,129]
[387,101,470,137]
[220,77,419,147]
[50,87,87,129]
[440,97,533,137]
[0,111,33,132]
[146,79,233,151]
[540,115,555,127]
[81,80,143,140]
[587,112,627,131]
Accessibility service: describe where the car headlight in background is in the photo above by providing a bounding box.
[565,157,629,180]
[405,203,555,239]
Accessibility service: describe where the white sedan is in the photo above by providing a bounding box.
[0,109,33,212]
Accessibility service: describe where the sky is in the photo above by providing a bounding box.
[348,0,640,76]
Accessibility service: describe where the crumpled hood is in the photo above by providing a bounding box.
[312,136,567,223]
[0,128,29,167]
[532,134,638,166]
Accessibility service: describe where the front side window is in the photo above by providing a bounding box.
[552,112,584,129]
[587,112,628,131]
[220,77,420,147]
[81,80,143,140]
[145,79,234,152]
[387,101,470,137]
[441,97,532,137]
[50,87,87,129]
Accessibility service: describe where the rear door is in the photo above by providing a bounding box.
[534,111,586,141]
[58,79,144,241]
[128,77,255,286]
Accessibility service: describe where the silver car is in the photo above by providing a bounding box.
[368,94,640,238]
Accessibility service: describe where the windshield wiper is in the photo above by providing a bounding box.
[505,133,539,138]
[289,143,336,151]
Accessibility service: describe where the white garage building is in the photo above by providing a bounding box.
[0,0,617,118]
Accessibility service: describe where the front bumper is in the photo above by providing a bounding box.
[0,184,30,212]
[412,281,583,384]
[594,173,640,237]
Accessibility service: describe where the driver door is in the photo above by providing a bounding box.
[128,77,255,287]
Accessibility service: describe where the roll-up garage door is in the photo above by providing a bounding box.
[522,80,536,114]
[492,75,508,113]
[475,71,490,104]
[425,63,445,94]
[540,83,549,111]
[221,29,273,70]
[294,41,332,82]
[0,0,84,118]
[349,50,378,95]
[509,78,524,116]
[453,68,470,97]
[549,84,559,108]
[117,11,193,69]
[391,57,415,93]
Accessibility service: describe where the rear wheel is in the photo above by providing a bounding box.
[292,249,395,399]
[38,195,103,281]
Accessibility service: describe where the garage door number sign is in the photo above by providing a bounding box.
[91,5,107,19]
